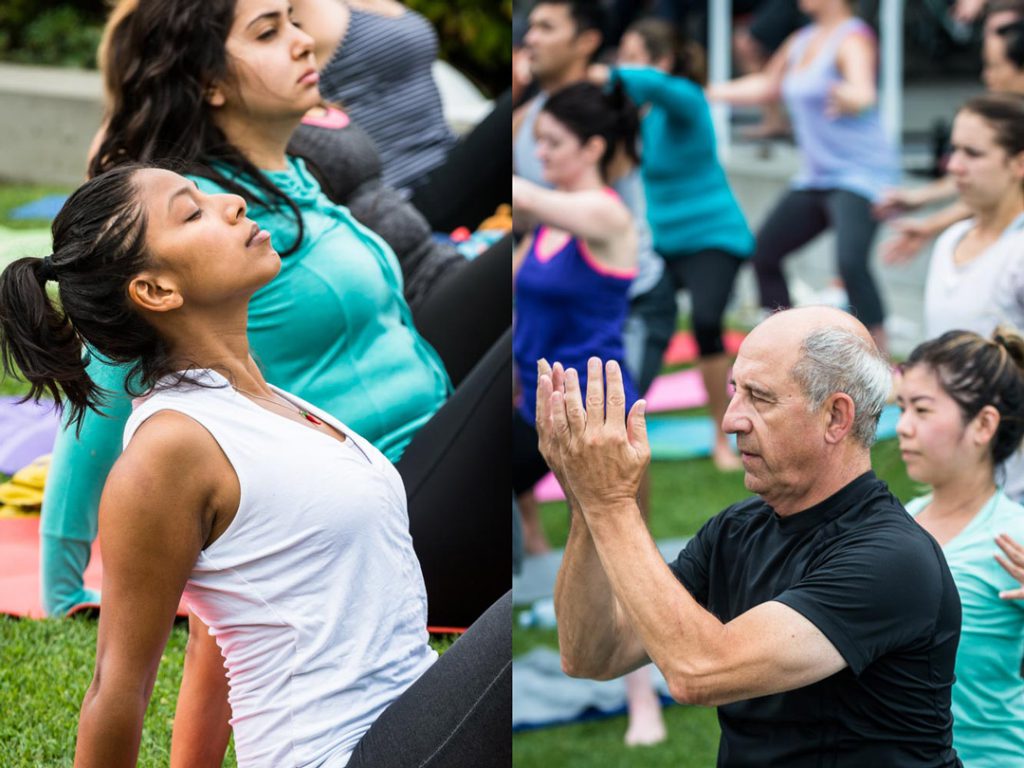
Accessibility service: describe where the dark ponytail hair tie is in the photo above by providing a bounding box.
[38,255,58,283]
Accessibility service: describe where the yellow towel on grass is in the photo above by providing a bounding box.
[0,454,49,517]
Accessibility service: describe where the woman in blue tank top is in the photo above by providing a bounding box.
[709,0,899,352]
[512,81,668,747]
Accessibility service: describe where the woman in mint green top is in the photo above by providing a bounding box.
[895,328,1024,766]
[41,0,508,632]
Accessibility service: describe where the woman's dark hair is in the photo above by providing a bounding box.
[540,81,640,180]
[625,17,706,84]
[996,20,1024,70]
[0,166,179,432]
[902,327,1024,465]
[91,0,305,255]
[959,93,1024,157]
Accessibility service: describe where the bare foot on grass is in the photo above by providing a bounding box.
[624,667,667,747]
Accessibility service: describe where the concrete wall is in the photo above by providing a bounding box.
[0,63,103,186]
[0,61,489,184]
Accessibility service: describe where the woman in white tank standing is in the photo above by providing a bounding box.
[708,0,898,351]
[0,165,509,768]
[922,93,1024,503]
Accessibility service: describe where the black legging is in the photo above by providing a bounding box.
[664,248,745,358]
[413,233,512,388]
[346,591,511,767]
[512,407,549,498]
[410,90,513,233]
[399,329,511,629]
[753,188,885,327]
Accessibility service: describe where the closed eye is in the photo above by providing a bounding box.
[186,208,202,222]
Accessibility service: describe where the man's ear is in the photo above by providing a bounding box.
[205,82,226,108]
[823,392,856,445]
[576,28,602,62]
[128,272,183,314]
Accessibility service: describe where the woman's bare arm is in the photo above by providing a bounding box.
[75,412,236,768]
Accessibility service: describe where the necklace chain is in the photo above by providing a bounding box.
[233,386,324,425]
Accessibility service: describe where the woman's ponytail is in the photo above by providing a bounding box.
[0,163,181,433]
[0,256,101,430]
[606,80,640,167]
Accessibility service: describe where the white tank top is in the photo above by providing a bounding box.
[124,370,436,768]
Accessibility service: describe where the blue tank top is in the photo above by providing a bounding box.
[514,227,639,424]
[782,18,899,201]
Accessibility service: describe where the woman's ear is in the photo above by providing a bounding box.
[582,134,607,166]
[205,82,226,108]
[128,272,183,314]
[971,404,1001,450]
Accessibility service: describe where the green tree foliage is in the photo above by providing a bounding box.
[0,0,511,94]
[0,0,105,68]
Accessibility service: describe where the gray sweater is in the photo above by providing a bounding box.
[287,119,463,312]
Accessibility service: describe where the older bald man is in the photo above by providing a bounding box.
[537,307,962,767]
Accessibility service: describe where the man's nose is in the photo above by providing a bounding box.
[722,396,748,435]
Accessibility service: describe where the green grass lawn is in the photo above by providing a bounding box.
[512,438,921,768]
[0,616,455,767]
[0,184,70,231]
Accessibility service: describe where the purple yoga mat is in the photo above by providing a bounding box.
[0,397,60,475]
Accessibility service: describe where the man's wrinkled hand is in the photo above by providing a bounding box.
[547,358,650,517]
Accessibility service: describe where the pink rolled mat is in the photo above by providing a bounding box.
[644,368,706,412]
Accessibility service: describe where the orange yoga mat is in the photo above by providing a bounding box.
[0,517,188,619]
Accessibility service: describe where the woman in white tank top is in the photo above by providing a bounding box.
[0,165,510,767]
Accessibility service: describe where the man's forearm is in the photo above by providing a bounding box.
[584,501,726,704]
[554,502,648,680]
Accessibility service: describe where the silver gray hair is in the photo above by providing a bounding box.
[790,326,892,447]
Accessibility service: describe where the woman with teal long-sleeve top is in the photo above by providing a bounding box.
[41,0,509,631]
[589,18,754,470]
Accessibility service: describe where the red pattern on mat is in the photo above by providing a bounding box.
[0,517,179,619]
[0,518,465,631]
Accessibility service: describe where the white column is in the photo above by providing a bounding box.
[708,0,733,161]
[879,0,904,150]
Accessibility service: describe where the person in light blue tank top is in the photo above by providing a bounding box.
[895,328,1024,766]
[709,0,899,352]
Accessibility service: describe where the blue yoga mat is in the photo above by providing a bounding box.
[646,404,901,461]
[513,647,675,733]
[10,194,68,221]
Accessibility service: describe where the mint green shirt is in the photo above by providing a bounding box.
[41,156,449,542]
[906,491,1024,767]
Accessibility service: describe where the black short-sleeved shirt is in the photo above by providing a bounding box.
[670,471,962,767]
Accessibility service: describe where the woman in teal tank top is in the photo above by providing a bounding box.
[895,328,1024,766]
[42,0,508,633]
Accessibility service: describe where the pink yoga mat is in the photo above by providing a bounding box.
[644,369,707,412]
[0,517,188,619]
